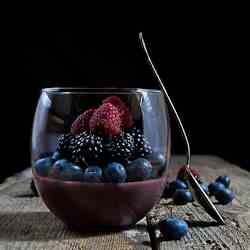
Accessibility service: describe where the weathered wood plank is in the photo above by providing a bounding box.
[126,155,250,249]
[0,155,249,249]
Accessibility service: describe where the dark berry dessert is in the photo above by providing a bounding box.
[34,95,167,183]
[32,90,170,229]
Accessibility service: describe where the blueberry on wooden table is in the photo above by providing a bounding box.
[215,188,235,205]
[159,217,189,240]
[208,182,225,196]
[164,179,188,198]
[215,175,230,188]
[173,189,193,205]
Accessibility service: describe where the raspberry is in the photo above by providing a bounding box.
[103,96,133,129]
[103,96,125,108]
[177,165,200,181]
[89,103,122,136]
[122,109,133,129]
[71,108,96,135]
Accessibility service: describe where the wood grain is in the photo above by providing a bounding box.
[0,155,249,249]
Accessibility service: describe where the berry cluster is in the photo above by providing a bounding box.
[163,166,235,206]
[159,167,235,241]
[34,96,166,183]
[208,175,235,205]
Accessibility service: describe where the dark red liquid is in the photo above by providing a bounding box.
[34,173,167,229]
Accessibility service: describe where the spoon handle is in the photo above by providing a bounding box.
[139,32,191,167]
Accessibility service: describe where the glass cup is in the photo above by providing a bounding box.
[31,88,171,229]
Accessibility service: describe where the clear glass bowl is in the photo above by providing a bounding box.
[31,88,171,229]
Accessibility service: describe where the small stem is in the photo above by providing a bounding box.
[170,206,173,217]
[146,215,159,250]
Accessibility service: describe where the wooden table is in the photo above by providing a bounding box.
[0,156,250,250]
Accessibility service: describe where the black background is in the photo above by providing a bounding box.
[1,10,249,182]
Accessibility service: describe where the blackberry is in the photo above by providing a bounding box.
[57,133,74,156]
[129,128,152,158]
[67,134,85,164]
[75,131,105,164]
[57,132,105,166]
[108,132,135,162]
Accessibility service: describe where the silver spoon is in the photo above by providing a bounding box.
[139,32,225,225]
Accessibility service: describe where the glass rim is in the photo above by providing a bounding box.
[42,87,162,95]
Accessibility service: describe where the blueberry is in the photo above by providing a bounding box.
[159,217,188,240]
[174,179,188,189]
[103,162,127,183]
[208,182,225,196]
[146,152,166,178]
[49,159,71,179]
[173,189,193,205]
[215,175,230,188]
[51,151,61,162]
[83,166,103,183]
[34,157,53,177]
[61,165,84,181]
[215,188,235,205]
[49,159,84,181]
[165,179,188,197]
[126,158,152,182]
